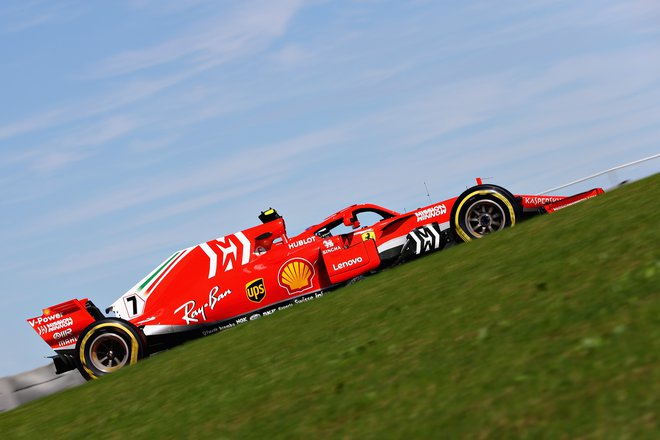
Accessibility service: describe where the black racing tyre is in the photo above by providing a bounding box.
[450,184,522,243]
[75,318,147,380]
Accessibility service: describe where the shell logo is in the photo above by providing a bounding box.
[278,258,315,295]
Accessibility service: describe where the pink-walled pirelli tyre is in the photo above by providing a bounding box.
[75,318,147,381]
[450,184,522,243]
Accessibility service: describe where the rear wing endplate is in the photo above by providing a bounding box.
[27,298,101,352]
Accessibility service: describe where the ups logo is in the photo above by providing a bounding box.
[245,278,266,303]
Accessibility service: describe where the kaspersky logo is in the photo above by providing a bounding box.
[278,258,315,295]
[245,278,266,303]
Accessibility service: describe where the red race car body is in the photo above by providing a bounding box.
[27,182,603,379]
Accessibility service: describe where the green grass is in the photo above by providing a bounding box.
[2,175,659,439]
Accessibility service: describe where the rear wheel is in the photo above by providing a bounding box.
[75,318,146,380]
[451,184,521,242]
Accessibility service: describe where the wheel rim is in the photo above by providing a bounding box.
[89,333,130,373]
[464,199,506,237]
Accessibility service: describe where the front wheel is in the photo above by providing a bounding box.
[451,184,521,242]
[75,318,146,380]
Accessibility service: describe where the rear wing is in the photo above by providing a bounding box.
[27,298,102,353]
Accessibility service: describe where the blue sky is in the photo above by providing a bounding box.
[1,0,659,376]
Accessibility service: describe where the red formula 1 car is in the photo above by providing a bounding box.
[28,182,603,380]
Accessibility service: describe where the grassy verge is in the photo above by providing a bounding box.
[2,175,658,439]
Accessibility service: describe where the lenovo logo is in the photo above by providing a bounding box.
[332,257,363,271]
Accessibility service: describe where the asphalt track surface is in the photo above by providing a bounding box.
[0,364,85,412]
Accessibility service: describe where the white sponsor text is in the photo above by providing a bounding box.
[415,204,447,222]
[174,286,232,325]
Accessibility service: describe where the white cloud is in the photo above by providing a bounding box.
[2,115,140,173]
[0,74,183,142]
[89,0,304,78]
[0,0,83,33]
[3,13,53,33]
[32,151,88,173]
[19,124,350,234]
[589,1,660,29]
[0,108,67,141]
[270,44,312,68]
[42,227,185,276]
[129,136,177,152]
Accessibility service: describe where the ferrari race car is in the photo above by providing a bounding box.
[28,182,603,380]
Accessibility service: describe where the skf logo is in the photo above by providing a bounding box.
[278,258,315,295]
[361,231,376,241]
[246,279,266,303]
